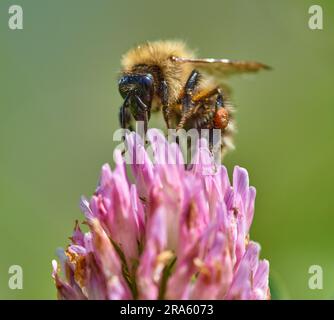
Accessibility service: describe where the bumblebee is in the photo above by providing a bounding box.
[118,40,270,153]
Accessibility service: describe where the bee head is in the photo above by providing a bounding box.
[118,73,154,107]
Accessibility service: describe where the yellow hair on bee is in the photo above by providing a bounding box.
[121,41,195,104]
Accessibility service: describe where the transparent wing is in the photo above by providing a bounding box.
[171,56,271,78]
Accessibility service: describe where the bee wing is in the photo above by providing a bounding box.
[171,56,271,78]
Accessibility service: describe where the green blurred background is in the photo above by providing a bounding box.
[1,0,334,299]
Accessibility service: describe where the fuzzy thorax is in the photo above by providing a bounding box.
[121,41,195,105]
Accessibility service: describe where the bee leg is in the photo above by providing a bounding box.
[160,80,170,128]
[119,95,134,130]
[214,89,229,129]
[197,87,227,125]
[215,88,224,110]
[177,106,199,130]
[133,95,151,133]
[193,87,220,103]
[210,89,230,152]
[176,70,201,130]
[182,70,201,112]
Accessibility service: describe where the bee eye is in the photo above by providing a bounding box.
[118,74,154,99]
[118,76,131,98]
[139,74,154,92]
